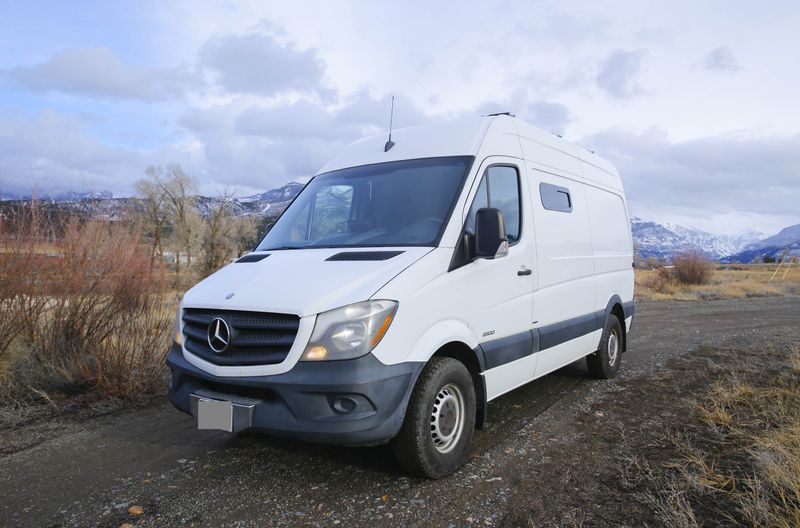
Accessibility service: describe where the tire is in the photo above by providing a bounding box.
[587,314,623,379]
[391,357,476,479]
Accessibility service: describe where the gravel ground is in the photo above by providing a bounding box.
[1,296,798,527]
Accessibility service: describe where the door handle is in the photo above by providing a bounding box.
[517,267,532,276]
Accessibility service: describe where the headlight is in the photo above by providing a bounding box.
[301,300,398,361]
[172,304,183,346]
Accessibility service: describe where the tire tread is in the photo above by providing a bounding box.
[391,357,474,478]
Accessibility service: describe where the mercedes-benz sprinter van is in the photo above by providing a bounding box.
[167,114,634,478]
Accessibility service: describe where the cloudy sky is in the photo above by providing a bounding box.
[0,1,798,235]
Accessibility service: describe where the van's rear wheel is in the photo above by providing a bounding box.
[391,357,475,478]
[587,314,623,379]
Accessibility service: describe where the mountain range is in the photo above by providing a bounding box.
[631,217,800,262]
[2,182,798,263]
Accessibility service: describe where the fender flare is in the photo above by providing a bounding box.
[407,319,480,363]
[406,319,489,428]
[602,294,634,352]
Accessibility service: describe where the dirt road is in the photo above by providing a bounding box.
[2,297,799,527]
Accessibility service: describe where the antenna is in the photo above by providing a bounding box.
[384,95,396,152]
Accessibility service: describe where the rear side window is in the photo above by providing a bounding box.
[466,165,521,244]
[540,182,572,213]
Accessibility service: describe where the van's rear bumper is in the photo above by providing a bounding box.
[166,344,423,446]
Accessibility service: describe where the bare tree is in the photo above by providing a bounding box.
[135,170,170,268]
[135,164,261,280]
[136,164,201,285]
[233,215,259,256]
[200,191,259,276]
[158,165,199,283]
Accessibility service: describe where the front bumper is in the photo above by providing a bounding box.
[166,344,423,446]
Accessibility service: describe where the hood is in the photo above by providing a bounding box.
[182,247,433,317]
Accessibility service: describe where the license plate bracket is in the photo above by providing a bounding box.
[190,394,255,433]
[196,398,233,432]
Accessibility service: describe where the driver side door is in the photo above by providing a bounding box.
[463,159,537,399]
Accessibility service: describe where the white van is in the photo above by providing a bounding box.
[167,114,634,478]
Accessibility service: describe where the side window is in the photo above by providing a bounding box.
[540,182,572,213]
[466,165,521,244]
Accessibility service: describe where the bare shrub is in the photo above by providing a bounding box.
[672,251,714,285]
[0,204,174,400]
[0,204,52,387]
[92,293,175,398]
[648,266,676,293]
[29,218,166,389]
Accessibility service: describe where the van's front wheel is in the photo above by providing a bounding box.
[391,357,476,478]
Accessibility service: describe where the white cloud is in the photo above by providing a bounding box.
[701,46,741,72]
[582,128,800,234]
[199,32,329,98]
[177,92,429,190]
[596,49,647,99]
[0,47,193,101]
[0,107,143,194]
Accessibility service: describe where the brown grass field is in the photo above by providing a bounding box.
[637,347,800,527]
[635,263,800,301]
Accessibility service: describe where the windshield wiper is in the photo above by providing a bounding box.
[265,245,306,250]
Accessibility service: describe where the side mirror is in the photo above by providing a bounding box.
[474,207,509,259]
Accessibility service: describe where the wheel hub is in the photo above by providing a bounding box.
[608,331,619,365]
[430,383,465,454]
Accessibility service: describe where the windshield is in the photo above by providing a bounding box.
[256,156,473,250]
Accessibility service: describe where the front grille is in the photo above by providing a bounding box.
[182,308,300,366]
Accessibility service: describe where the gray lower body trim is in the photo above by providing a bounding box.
[478,309,612,370]
[480,330,539,370]
[538,311,605,352]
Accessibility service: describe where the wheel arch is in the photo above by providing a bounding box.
[431,341,488,430]
[603,294,628,352]
[401,319,487,428]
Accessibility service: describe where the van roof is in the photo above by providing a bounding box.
[317,115,622,191]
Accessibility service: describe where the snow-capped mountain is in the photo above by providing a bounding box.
[727,224,800,262]
[0,190,114,201]
[193,182,303,219]
[630,217,762,259]
[0,182,306,222]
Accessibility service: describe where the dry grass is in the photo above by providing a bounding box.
[635,264,800,301]
[641,347,800,526]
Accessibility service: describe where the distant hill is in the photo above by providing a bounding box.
[727,224,800,262]
[193,182,304,219]
[0,182,305,223]
[631,217,762,260]
[3,183,798,263]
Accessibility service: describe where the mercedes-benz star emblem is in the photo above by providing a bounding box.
[207,317,231,353]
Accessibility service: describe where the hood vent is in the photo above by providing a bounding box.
[326,251,404,262]
[235,253,270,263]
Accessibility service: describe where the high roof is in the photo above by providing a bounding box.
[316,115,621,191]
[316,117,493,174]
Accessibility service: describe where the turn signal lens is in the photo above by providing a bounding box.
[371,313,394,346]
[305,346,328,361]
[172,305,183,346]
